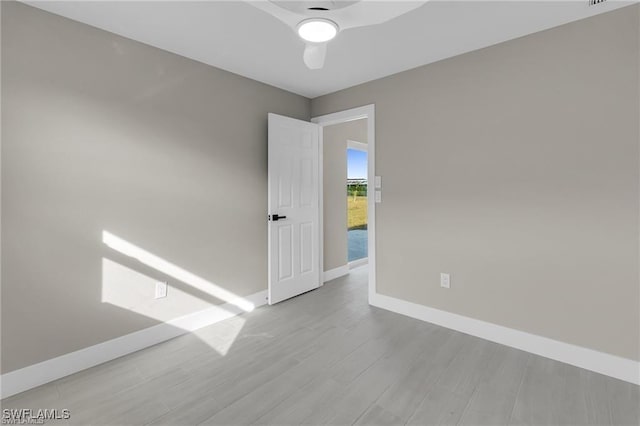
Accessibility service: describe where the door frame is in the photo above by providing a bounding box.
[311,104,376,303]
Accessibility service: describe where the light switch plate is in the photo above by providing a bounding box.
[375,190,382,203]
[375,176,382,189]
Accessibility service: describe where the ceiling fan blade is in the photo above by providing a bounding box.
[247,1,428,31]
[331,1,427,30]
[303,43,327,69]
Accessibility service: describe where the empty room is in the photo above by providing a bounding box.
[1,0,639,425]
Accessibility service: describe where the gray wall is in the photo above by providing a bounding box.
[312,6,640,361]
[323,119,367,271]
[1,2,310,373]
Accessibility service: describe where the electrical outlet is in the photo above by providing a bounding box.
[155,281,168,299]
[440,273,450,289]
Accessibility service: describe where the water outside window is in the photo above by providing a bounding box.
[347,148,367,262]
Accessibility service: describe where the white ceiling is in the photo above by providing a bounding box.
[23,1,636,98]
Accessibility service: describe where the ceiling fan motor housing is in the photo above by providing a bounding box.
[270,1,361,15]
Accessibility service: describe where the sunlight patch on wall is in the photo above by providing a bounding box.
[101,257,206,320]
[100,256,247,357]
[102,231,256,312]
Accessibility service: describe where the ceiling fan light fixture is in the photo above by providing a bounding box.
[297,18,338,43]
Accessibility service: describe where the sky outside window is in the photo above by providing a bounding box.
[347,149,367,179]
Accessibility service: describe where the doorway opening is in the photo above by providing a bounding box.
[347,141,368,267]
[312,105,376,303]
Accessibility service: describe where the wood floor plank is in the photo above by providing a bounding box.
[196,328,356,425]
[353,403,404,426]
[582,371,614,425]
[54,359,145,411]
[371,328,463,423]
[251,378,345,426]
[1,382,61,410]
[406,385,472,426]
[458,348,529,425]
[510,356,556,425]
[435,336,499,397]
[314,321,433,425]
[510,356,594,425]
[148,356,300,425]
[607,376,640,426]
[200,310,403,425]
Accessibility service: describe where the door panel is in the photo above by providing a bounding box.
[300,222,313,274]
[278,225,293,281]
[268,113,320,304]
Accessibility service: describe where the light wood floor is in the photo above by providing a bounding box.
[2,266,639,425]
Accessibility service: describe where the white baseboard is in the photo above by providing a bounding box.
[323,265,350,283]
[0,290,268,399]
[348,258,368,269]
[370,293,640,385]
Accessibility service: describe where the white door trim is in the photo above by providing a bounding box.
[348,258,368,269]
[312,104,376,303]
[323,265,350,283]
[347,139,368,152]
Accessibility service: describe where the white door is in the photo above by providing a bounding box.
[268,113,320,305]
